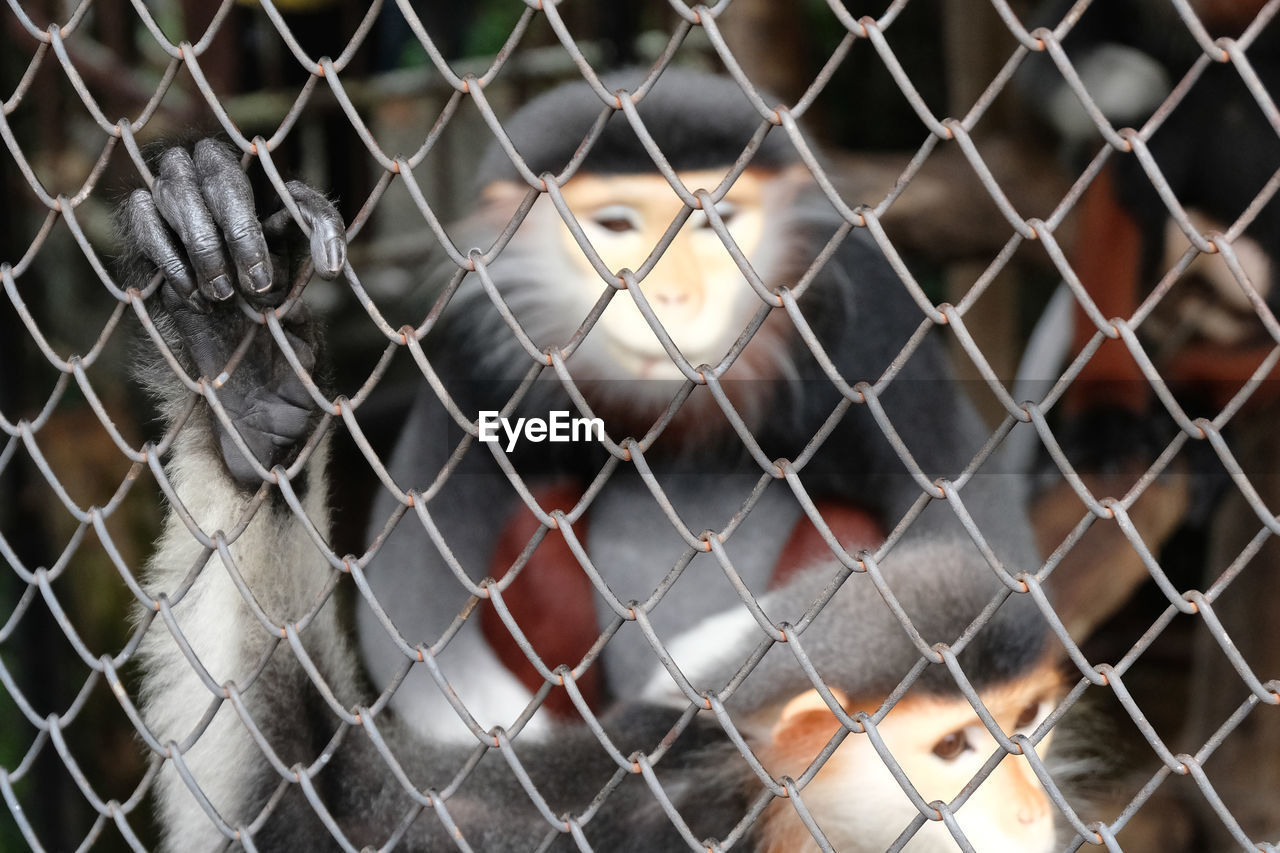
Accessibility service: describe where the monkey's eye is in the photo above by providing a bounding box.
[589,205,642,234]
[692,201,738,229]
[1014,701,1043,731]
[931,731,971,762]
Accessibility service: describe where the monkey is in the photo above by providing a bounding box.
[1017,0,1280,440]
[339,68,1042,745]
[121,68,1065,849]
[1015,5,1280,846]
[1010,0,1280,634]
[629,535,1066,853]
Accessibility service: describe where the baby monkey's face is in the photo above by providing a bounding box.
[758,664,1065,853]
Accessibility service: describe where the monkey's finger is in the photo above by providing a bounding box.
[151,147,235,302]
[193,139,274,296]
[123,188,198,300]
[285,180,346,279]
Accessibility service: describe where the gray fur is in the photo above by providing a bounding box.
[724,539,1047,715]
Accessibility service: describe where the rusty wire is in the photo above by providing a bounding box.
[2,0,1280,851]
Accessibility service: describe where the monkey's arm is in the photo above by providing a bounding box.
[124,140,356,849]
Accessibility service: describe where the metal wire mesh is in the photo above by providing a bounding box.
[2,0,1280,850]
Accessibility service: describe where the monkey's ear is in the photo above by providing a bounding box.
[770,687,852,744]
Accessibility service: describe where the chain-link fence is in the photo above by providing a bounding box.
[3,0,1280,850]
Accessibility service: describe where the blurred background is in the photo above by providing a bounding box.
[3,0,1280,850]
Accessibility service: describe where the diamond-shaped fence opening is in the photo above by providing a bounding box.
[2,0,1279,850]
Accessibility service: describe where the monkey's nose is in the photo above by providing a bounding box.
[653,291,690,307]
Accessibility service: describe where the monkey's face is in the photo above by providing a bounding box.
[465,167,804,438]
[556,168,767,383]
[761,665,1063,852]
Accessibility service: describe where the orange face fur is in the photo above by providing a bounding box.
[758,665,1065,853]
[476,168,807,438]
[556,169,770,381]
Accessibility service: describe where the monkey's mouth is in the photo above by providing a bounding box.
[604,337,719,382]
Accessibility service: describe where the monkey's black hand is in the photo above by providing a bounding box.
[122,139,346,487]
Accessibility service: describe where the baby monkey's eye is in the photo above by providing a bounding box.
[932,730,971,761]
[1015,701,1043,731]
